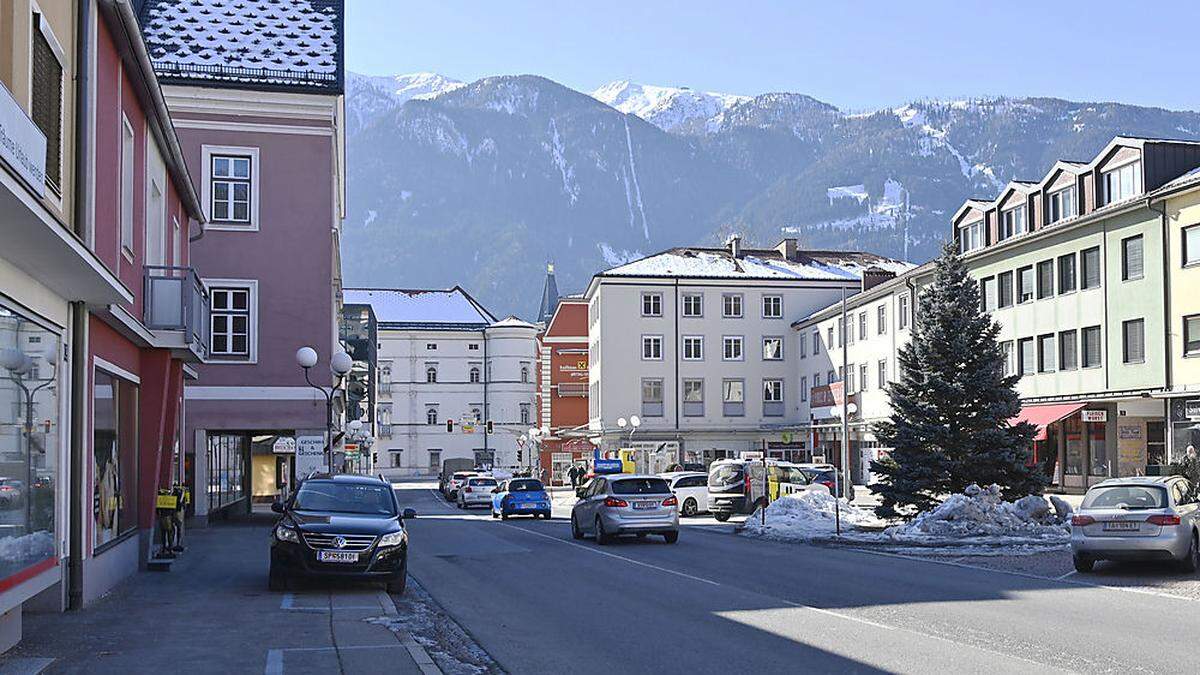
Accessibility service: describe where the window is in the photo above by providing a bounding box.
[641,379,664,417]
[959,220,984,253]
[876,305,887,334]
[1082,325,1102,368]
[1184,315,1200,357]
[1058,254,1077,293]
[641,292,662,317]
[425,365,438,383]
[205,433,245,514]
[210,286,252,359]
[813,372,821,387]
[761,336,783,361]
[682,293,703,317]
[811,329,821,355]
[762,295,783,318]
[723,336,744,361]
[391,451,403,468]
[1047,186,1075,224]
[799,332,808,358]
[877,360,886,387]
[1185,225,1200,267]
[426,408,438,425]
[722,379,745,416]
[1122,318,1145,364]
[980,277,996,312]
[426,343,437,350]
[998,271,1014,308]
[1121,235,1144,281]
[722,294,743,318]
[520,403,531,425]
[1000,341,1014,376]
[1016,266,1034,303]
[855,363,867,392]
[858,312,867,340]
[1037,334,1056,372]
[762,379,784,417]
[1036,260,1054,299]
[827,326,834,348]
[31,13,64,194]
[682,379,704,417]
[682,336,704,360]
[469,407,481,422]
[468,343,480,351]
[641,335,662,360]
[1059,330,1078,371]
[469,366,481,383]
[800,376,808,401]
[899,293,910,329]
[520,365,530,383]
[210,154,252,223]
[120,118,134,252]
[1101,161,1142,205]
[828,369,837,384]
[1001,206,1027,240]
[1018,337,1035,375]
[1080,247,1101,289]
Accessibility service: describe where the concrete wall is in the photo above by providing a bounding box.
[1167,188,1200,393]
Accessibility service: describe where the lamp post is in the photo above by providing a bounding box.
[295,346,353,474]
[616,415,641,469]
[1,347,57,533]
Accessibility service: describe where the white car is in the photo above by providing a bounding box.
[660,471,709,517]
[445,471,479,500]
[457,476,498,509]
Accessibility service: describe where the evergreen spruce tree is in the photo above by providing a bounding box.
[870,242,1045,519]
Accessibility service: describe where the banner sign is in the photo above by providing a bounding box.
[272,436,296,454]
[295,433,326,477]
[1081,410,1107,423]
[594,458,624,474]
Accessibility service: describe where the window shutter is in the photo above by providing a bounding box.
[1085,328,1101,366]
[31,17,63,193]
[1124,237,1144,280]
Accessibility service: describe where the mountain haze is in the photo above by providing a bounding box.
[341,72,1200,317]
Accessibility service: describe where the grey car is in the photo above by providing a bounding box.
[1070,476,1200,573]
[571,475,679,544]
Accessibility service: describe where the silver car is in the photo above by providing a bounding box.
[1070,476,1200,573]
[457,476,497,509]
[570,475,679,544]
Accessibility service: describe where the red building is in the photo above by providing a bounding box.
[536,291,592,485]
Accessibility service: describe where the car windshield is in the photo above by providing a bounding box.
[469,478,497,487]
[709,465,743,484]
[1081,485,1168,510]
[509,479,544,492]
[611,478,670,495]
[293,482,396,515]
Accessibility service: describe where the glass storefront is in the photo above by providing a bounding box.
[93,369,139,549]
[207,433,247,511]
[0,303,59,581]
[1169,398,1200,461]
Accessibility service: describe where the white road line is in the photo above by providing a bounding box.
[779,600,896,630]
[264,649,283,675]
[279,593,294,610]
[1055,570,1077,580]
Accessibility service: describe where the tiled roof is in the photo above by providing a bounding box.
[343,288,496,328]
[139,0,343,91]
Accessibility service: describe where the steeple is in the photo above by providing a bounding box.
[537,262,560,324]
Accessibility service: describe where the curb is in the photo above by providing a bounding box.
[377,589,442,675]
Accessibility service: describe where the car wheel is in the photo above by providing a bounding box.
[682,498,698,517]
[541,512,552,520]
[268,565,288,592]
[1181,533,1199,574]
[501,510,509,520]
[713,513,730,522]
[663,531,679,544]
[385,555,408,595]
[571,514,584,540]
[1073,554,1095,573]
[595,517,611,545]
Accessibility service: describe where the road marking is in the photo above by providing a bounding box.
[779,599,895,630]
[503,523,722,586]
[1055,570,1077,580]
[264,649,283,675]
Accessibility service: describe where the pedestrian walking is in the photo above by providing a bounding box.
[568,464,579,489]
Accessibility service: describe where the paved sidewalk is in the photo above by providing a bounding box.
[3,516,435,675]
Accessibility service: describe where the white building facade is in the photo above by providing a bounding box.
[344,288,538,477]
[586,238,911,471]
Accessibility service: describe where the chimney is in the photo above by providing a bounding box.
[775,238,797,261]
[861,266,896,292]
[727,234,743,258]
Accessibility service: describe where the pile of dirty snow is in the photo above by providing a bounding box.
[739,490,885,541]
[883,484,1070,547]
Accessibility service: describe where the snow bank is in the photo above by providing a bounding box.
[884,484,1069,545]
[739,491,885,541]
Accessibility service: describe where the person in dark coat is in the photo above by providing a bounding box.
[567,464,579,489]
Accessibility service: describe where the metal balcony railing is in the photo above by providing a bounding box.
[143,266,209,358]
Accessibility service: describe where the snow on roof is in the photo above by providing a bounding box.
[139,0,343,91]
[598,247,914,282]
[1159,165,1200,193]
[490,316,538,329]
[343,288,494,327]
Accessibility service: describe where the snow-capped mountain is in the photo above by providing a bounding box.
[591,80,750,134]
[342,72,1200,317]
[346,72,464,133]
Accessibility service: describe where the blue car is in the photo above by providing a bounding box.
[491,478,552,520]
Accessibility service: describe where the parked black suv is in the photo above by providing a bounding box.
[269,474,415,593]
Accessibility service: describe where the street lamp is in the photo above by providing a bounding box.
[1,347,57,533]
[296,346,354,473]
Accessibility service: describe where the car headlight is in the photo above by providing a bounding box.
[378,531,405,548]
[274,525,299,543]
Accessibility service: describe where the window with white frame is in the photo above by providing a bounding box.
[799,332,807,358]
[762,295,783,318]
[722,336,744,361]
[682,335,704,361]
[120,117,134,252]
[641,292,662,317]
[876,304,887,335]
[520,364,530,383]
[681,293,703,317]
[800,376,808,401]
[209,285,252,359]
[846,366,856,394]
[762,380,784,416]
[877,359,887,387]
[642,335,663,360]
[210,154,253,223]
[1000,341,1014,376]
[1123,318,1145,364]
[959,220,984,252]
[811,329,821,354]
[426,407,439,425]
[1184,315,1200,357]
[682,379,704,417]
[722,379,744,416]
[1102,161,1142,205]
[762,336,783,361]
[425,364,438,383]
[860,363,868,391]
[858,312,867,340]
[31,13,64,195]
[641,378,664,417]
[469,365,481,383]
[722,294,743,318]
[520,403,531,425]
[1018,337,1035,375]
[899,293,910,330]
[1048,186,1076,224]
[1001,205,1027,240]
[1185,225,1200,267]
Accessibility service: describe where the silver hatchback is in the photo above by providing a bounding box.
[571,475,679,544]
[1070,476,1200,573]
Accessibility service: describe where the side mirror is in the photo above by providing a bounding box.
[402,508,417,519]
[271,501,284,514]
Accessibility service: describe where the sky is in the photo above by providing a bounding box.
[347,0,1200,112]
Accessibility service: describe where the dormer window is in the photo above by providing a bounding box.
[1000,206,1026,241]
[958,220,984,253]
[1047,186,1076,224]
[1101,161,1142,205]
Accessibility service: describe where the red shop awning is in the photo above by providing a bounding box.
[1009,403,1086,441]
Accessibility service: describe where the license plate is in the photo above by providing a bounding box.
[1103,521,1140,531]
[520,503,535,509]
[633,501,657,510]
[317,550,358,563]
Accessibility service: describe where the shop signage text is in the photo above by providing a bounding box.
[295,434,326,476]
[1081,410,1108,423]
[0,82,46,196]
[272,436,296,454]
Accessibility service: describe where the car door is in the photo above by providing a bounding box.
[580,478,605,529]
[673,476,703,511]
[1177,480,1199,530]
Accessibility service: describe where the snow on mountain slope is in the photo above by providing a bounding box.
[591,80,749,134]
[360,72,465,104]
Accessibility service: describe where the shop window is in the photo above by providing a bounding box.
[1147,421,1166,468]
[0,305,60,579]
[1064,415,1084,476]
[94,369,139,549]
[206,432,246,513]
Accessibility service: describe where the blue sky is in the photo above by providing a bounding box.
[347,1,1200,112]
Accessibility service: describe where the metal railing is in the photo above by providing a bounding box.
[143,266,209,358]
[151,61,338,88]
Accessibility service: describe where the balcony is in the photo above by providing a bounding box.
[144,266,209,361]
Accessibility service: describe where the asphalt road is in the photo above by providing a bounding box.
[395,480,1200,674]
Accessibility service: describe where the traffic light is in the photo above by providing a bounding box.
[517,447,523,463]
[486,420,494,434]
[446,419,454,433]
